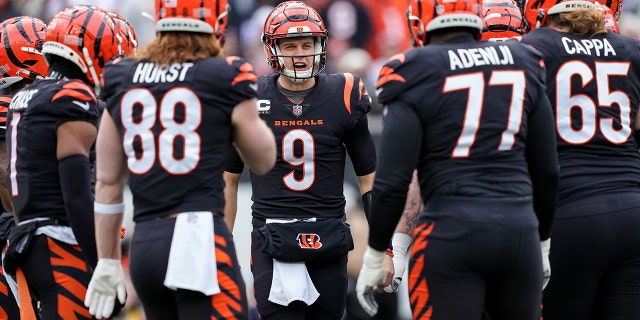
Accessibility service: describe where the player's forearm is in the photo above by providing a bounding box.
[394,170,423,236]
[223,172,241,231]
[94,179,126,260]
[95,213,123,260]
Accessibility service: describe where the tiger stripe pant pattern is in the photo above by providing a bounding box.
[129,216,248,320]
[20,235,93,319]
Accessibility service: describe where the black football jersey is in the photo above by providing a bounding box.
[6,79,100,221]
[377,36,550,201]
[226,73,376,220]
[522,29,640,205]
[0,95,10,140]
[101,56,258,221]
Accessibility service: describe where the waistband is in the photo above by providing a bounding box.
[137,211,223,222]
[164,212,223,219]
[18,217,69,228]
[423,196,536,224]
[252,215,346,228]
[557,191,640,218]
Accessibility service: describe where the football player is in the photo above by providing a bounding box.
[356,0,559,318]
[594,1,620,33]
[0,14,48,320]
[84,0,276,319]
[4,5,136,319]
[223,1,387,319]
[521,0,640,318]
[522,0,622,30]
[482,0,529,41]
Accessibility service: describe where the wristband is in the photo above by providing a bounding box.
[385,248,394,258]
[392,232,413,256]
[94,202,125,214]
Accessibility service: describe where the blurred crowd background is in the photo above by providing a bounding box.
[2,0,640,319]
[2,0,640,113]
[1,0,414,115]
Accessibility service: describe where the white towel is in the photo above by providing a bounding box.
[268,259,320,306]
[164,212,220,296]
[265,218,320,305]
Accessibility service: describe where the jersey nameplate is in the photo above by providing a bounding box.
[132,62,194,84]
[9,89,38,111]
[561,37,616,57]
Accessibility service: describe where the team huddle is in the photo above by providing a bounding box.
[0,0,638,319]
[358,0,640,319]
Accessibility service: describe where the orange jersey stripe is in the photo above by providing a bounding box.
[227,56,258,86]
[376,66,406,88]
[51,89,95,103]
[0,96,12,104]
[231,72,258,86]
[376,53,407,88]
[343,73,355,114]
[51,82,97,103]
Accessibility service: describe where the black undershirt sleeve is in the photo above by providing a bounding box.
[634,130,640,149]
[59,154,98,268]
[525,96,559,241]
[344,115,376,176]
[368,101,422,251]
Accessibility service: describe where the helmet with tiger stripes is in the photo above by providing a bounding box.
[155,0,230,44]
[42,5,136,95]
[0,16,48,89]
[262,1,328,82]
[482,0,528,41]
[106,10,139,56]
[407,0,484,47]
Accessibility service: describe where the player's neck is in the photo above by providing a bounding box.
[277,75,316,92]
[47,59,89,84]
[546,23,571,33]
[428,31,475,45]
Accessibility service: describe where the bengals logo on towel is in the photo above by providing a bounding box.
[297,233,323,249]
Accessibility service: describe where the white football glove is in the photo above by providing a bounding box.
[384,233,413,293]
[541,238,551,289]
[85,258,127,319]
[356,246,385,317]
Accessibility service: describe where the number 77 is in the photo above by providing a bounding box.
[444,71,526,158]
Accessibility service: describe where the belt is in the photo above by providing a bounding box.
[30,218,68,228]
[252,215,346,228]
[163,212,223,219]
[252,217,265,228]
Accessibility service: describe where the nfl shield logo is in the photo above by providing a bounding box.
[293,104,303,116]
